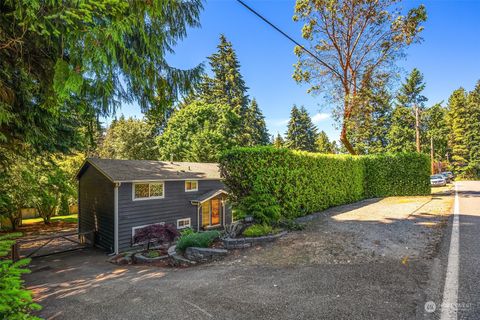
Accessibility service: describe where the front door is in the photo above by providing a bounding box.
[211,199,220,225]
[201,198,222,228]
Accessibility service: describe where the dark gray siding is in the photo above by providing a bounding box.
[78,164,115,252]
[117,179,228,252]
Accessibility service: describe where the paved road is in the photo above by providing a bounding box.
[455,181,480,318]
[431,181,480,319]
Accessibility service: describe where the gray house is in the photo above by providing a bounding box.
[76,158,232,254]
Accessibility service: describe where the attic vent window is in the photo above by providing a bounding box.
[133,182,164,200]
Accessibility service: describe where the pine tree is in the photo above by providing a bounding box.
[465,82,480,175]
[200,34,248,116]
[285,106,317,152]
[396,68,428,152]
[387,106,416,152]
[273,133,284,148]
[316,131,334,153]
[347,80,392,154]
[446,88,470,171]
[241,99,270,146]
[424,103,450,162]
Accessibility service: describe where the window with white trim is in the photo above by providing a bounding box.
[133,182,164,200]
[185,180,198,192]
[177,218,191,229]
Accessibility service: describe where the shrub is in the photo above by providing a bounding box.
[363,153,431,197]
[0,233,41,319]
[133,224,180,250]
[276,219,306,231]
[242,224,278,237]
[145,250,160,258]
[220,147,430,220]
[176,231,221,252]
[180,228,195,237]
[220,147,365,220]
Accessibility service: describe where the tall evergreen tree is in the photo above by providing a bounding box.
[285,106,317,152]
[424,103,450,162]
[446,88,470,172]
[273,133,284,148]
[447,82,480,176]
[199,34,248,116]
[347,78,392,154]
[396,68,428,152]
[241,99,270,146]
[387,106,416,152]
[316,131,334,153]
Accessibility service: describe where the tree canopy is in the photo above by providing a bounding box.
[98,117,157,160]
[157,101,237,162]
[0,0,203,165]
[293,0,427,154]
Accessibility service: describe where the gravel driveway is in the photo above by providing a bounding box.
[24,192,453,320]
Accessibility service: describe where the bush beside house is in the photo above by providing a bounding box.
[220,147,430,223]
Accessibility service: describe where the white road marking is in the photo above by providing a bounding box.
[440,183,460,320]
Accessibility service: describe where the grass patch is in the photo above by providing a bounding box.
[22,214,78,225]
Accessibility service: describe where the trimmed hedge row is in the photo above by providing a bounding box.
[219,147,430,222]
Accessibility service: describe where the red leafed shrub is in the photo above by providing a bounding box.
[133,224,180,250]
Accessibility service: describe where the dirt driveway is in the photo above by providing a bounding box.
[24,192,453,320]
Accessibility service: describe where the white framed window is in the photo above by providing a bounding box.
[131,222,165,242]
[177,218,191,229]
[133,182,164,200]
[185,180,198,192]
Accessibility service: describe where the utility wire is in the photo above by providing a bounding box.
[235,0,341,78]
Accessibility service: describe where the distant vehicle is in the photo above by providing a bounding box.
[439,172,452,183]
[431,174,447,187]
[444,171,455,180]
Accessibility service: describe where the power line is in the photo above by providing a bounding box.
[235,0,340,78]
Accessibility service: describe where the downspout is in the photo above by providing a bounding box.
[114,182,120,255]
[197,204,200,232]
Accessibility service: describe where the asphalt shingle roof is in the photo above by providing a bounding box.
[80,158,222,182]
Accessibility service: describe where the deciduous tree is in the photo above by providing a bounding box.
[98,117,157,160]
[293,0,426,154]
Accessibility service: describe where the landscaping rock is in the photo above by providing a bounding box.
[134,253,168,264]
[167,245,196,266]
[184,247,228,262]
[223,231,288,250]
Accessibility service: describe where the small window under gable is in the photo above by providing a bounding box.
[133,182,164,200]
[185,180,198,192]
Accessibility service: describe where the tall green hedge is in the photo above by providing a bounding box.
[219,147,430,222]
[363,153,431,197]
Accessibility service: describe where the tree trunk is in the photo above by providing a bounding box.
[340,123,357,155]
[415,105,421,153]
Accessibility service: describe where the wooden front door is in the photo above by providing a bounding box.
[211,199,220,225]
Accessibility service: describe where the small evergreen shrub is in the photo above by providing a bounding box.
[0,233,41,319]
[242,224,279,237]
[176,231,221,252]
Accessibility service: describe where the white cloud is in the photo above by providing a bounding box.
[311,112,331,123]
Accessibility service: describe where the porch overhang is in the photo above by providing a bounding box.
[190,189,228,205]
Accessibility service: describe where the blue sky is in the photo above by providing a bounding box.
[108,0,480,142]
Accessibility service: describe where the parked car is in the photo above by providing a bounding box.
[430,174,447,187]
[439,172,452,183]
[444,171,455,180]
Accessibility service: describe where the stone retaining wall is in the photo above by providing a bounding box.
[222,231,288,249]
